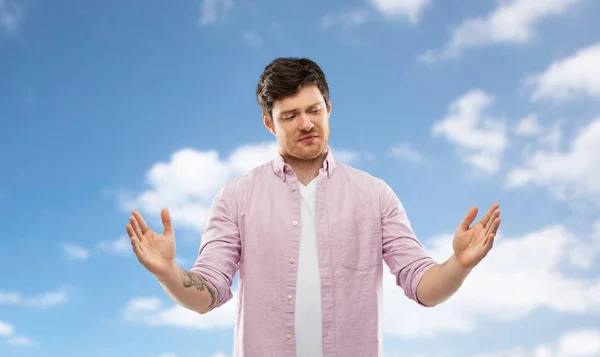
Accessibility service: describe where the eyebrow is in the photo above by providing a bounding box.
[279,102,323,116]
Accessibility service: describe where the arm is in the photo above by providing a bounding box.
[187,183,242,312]
[415,254,470,307]
[378,179,437,305]
[155,260,218,314]
[127,183,241,315]
[378,177,500,308]
[417,204,501,307]
[152,183,241,314]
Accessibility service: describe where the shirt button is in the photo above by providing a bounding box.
[289,258,295,264]
[287,295,293,301]
[292,220,298,227]
[286,333,293,339]
[291,185,297,191]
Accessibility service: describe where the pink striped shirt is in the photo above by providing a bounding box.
[191,148,437,357]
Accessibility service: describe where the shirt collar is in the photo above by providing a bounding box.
[272,146,336,181]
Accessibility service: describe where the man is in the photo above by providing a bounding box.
[125,57,501,357]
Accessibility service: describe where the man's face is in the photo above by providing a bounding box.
[264,84,331,161]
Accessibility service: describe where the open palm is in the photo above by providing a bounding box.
[126,208,176,277]
[453,203,501,270]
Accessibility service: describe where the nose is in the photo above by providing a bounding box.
[299,114,314,132]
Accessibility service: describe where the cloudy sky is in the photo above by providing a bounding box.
[1,0,600,356]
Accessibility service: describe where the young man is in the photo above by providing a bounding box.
[126,57,501,357]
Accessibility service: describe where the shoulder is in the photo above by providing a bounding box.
[215,160,273,200]
[334,161,401,210]
[334,160,389,190]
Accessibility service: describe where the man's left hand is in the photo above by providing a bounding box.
[452,203,501,270]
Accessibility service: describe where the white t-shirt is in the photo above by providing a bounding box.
[294,178,323,357]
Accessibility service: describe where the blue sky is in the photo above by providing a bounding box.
[1,0,600,356]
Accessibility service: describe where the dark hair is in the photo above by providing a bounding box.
[256,57,330,122]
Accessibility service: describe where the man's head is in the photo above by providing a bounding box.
[256,57,331,161]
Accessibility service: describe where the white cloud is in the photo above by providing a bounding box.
[62,244,90,261]
[552,330,600,357]
[122,296,235,330]
[121,142,359,233]
[0,321,13,335]
[432,90,508,175]
[241,30,261,47]
[382,223,600,338]
[0,320,35,347]
[515,114,544,136]
[0,288,68,308]
[198,0,232,27]
[474,329,600,357]
[321,8,369,29]
[387,142,423,162]
[120,142,277,232]
[526,42,600,102]
[0,0,23,37]
[368,0,431,25]
[419,0,582,62]
[7,336,35,346]
[317,6,375,44]
[331,147,361,165]
[0,291,19,304]
[23,289,68,307]
[97,235,131,256]
[535,119,564,152]
[506,118,600,202]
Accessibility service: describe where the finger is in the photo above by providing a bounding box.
[132,210,150,234]
[484,232,495,250]
[126,223,141,246]
[130,215,144,239]
[131,239,141,257]
[126,223,136,239]
[478,203,499,228]
[458,206,478,232]
[484,209,498,235]
[161,208,174,236]
[128,228,142,256]
[486,216,501,237]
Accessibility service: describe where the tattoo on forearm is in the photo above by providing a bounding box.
[179,269,217,310]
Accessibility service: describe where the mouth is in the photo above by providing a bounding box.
[298,135,318,142]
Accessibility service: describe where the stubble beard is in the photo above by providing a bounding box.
[286,140,327,163]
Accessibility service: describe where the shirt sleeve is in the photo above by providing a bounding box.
[189,182,241,311]
[378,178,437,305]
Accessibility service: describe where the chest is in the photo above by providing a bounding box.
[239,177,382,272]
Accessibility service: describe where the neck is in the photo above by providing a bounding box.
[282,150,327,186]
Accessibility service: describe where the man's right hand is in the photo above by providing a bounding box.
[126,208,176,278]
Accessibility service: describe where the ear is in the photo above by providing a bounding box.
[263,115,275,135]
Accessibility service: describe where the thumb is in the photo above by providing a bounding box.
[457,206,478,232]
[162,208,174,236]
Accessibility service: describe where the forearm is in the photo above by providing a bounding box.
[415,254,471,307]
[155,261,218,314]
